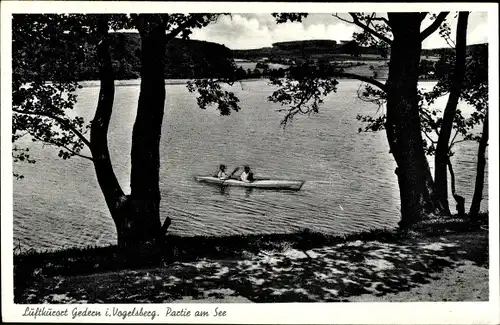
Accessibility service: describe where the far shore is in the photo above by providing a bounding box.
[73,76,440,88]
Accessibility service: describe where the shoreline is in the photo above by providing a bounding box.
[74,77,441,88]
[14,213,489,303]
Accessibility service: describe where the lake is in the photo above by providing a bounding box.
[13,79,488,251]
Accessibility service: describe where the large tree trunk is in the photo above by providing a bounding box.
[123,15,167,247]
[385,13,443,229]
[91,15,169,250]
[469,113,488,218]
[434,12,469,215]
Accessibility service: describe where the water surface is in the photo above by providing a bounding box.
[13,80,488,250]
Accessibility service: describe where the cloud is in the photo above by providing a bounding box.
[422,12,489,49]
[190,14,273,49]
[271,21,359,45]
[190,14,360,49]
[467,12,489,45]
[190,13,489,50]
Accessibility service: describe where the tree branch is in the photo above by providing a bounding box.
[62,147,93,161]
[336,72,387,92]
[165,15,201,41]
[369,16,390,25]
[12,108,92,149]
[451,139,469,146]
[423,130,437,145]
[449,128,460,150]
[420,109,440,135]
[333,13,393,45]
[332,13,353,24]
[40,138,94,161]
[421,12,449,41]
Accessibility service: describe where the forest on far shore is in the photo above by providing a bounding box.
[16,31,487,81]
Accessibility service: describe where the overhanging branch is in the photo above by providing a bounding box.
[423,130,437,145]
[12,108,92,149]
[39,137,94,161]
[336,72,387,92]
[332,13,393,45]
[369,16,390,25]
[421,12,450,41]
[420,109,440,135]
[165,15,202,41]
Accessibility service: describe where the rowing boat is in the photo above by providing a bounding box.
[194,176,305,190]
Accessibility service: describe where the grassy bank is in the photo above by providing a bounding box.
[14,213,488,303]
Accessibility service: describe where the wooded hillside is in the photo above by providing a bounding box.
[15,32,236,81]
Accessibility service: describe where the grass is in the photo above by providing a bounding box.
[13,212,488,302]
[15,228,401,277]
[14,212,487,274]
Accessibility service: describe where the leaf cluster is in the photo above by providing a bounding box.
[187,79,241,116]
[271,13,309,24]
[268,60,339,126]
[12,13,233,178]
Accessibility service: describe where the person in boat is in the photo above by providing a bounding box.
[216,164,229,180]
[239,165,255,183]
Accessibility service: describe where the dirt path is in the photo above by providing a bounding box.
[349,261,488,302]
[18,230,488,303]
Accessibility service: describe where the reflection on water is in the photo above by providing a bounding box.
[13,80,488,251]
[245,188,254,197]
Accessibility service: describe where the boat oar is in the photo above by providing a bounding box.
[221,167,240,187]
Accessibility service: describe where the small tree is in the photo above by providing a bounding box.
[432,12,469,215]
[469,112,488,219]
[357,13,488,217]
[270,12,452,229]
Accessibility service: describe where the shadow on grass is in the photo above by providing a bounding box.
[16,226,488,303]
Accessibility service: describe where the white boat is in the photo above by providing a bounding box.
[195,176,305,190]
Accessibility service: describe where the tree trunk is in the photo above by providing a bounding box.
[91,16,170,251]
[386,13,443,229]
[124,15,167,246]
[90,16,129,242]
[447,160,465,217]
[469,113,488,218]
[434,12,469,215]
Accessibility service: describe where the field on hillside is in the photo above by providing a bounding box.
[234,53,440,80]
[235,57,390,79]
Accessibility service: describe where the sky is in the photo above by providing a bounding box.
[189,12,489,50]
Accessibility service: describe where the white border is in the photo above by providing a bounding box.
[1,2,499,324]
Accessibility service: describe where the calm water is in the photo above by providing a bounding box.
[13,80,489,251]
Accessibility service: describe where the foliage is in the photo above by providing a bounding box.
[333,12,392,55]
[267,12,391,127]
[12,14,101,166]
[433,13,455,48]
[419,43,488,156]
[341,40,361,57]
[268,60,340,126]
[164,38,237,79]
[352,16,487,157]
[355,45,488,157]
[267,12,487,145]
[186,79,240,116]
[427,44,488,111]
[12,14,241,177]
[271,13,308,24]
